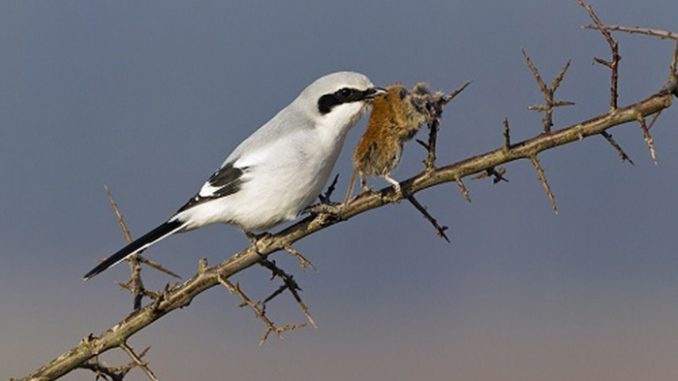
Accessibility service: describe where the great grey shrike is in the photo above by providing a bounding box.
[84,71,384,280]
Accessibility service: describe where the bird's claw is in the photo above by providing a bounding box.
[246,231,271,246]
[304,201,343,216]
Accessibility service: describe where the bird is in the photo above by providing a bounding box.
[345,83,436,204]
[84,71,385,280]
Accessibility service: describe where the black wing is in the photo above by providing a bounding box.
[177,162,249,212]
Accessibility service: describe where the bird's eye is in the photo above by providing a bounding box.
[398,88,408,100]
[337,88,354,99]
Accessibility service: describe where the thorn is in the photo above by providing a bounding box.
[636,114,658,163]
[502,118,511,152]
[551,59,572,91]
[405,194,451,243]
[198,257,209,274]
[104,185,133,243]
[415,138,430,150]
[647,110,662,130]
[529,155,558,214]
[284,245,317,272]
[455,177,471,203]
[137,256,181,279]
[600,131,635,165]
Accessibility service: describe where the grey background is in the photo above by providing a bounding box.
[2,1,678,380]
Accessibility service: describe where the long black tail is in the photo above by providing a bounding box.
[83,220,184,280]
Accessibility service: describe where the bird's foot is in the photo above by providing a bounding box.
[304,201,343,216]
[383,175,404,203]
[246,231,271,247]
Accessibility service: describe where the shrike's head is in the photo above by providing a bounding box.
[295,71,385,128]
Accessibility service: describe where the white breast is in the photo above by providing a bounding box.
[176,101,367,233]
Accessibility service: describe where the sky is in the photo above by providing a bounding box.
[2,1,678,380]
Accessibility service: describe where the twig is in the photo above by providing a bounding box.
[105,187,182,310]
[577,0,620,110]
[218,275,304,346]
[529,155,558,214]
[523,50,575,132]
[576,1,642,164]
[105,186,145,311]
[259,259,318,328]
[405,195,450,243]
[78,358,134,381]
[584,24,678,41]
[120,343,157,381]
[423,81,470,171]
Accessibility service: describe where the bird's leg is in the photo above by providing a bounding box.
[383,174,402,195]
[360,173,371,193]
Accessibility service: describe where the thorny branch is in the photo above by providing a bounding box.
[522,51,575,132]
[13,6,678,380]
[119,344,157,381]
[422,81,470,171]
[77,345,153,381]
[78,358,134,381]
[584,25,678,41]
[577,0,620,110]
[258,258,318,329]
[582,25,678,96]
[405,194,450,242]
[577,0,660,163]
[19,88,674,381]
[407,82,471,240]
[218,275,305,346]
[105,186,145,310]
[105,187,180,311]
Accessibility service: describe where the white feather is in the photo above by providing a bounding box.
[175,72,375,232]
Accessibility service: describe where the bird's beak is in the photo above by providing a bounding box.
[363,87,387,101]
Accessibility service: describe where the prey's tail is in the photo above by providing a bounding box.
[83,219,185,280]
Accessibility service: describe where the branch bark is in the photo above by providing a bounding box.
[14,79,675,381]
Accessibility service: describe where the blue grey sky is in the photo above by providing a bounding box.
[2,1,678,380]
